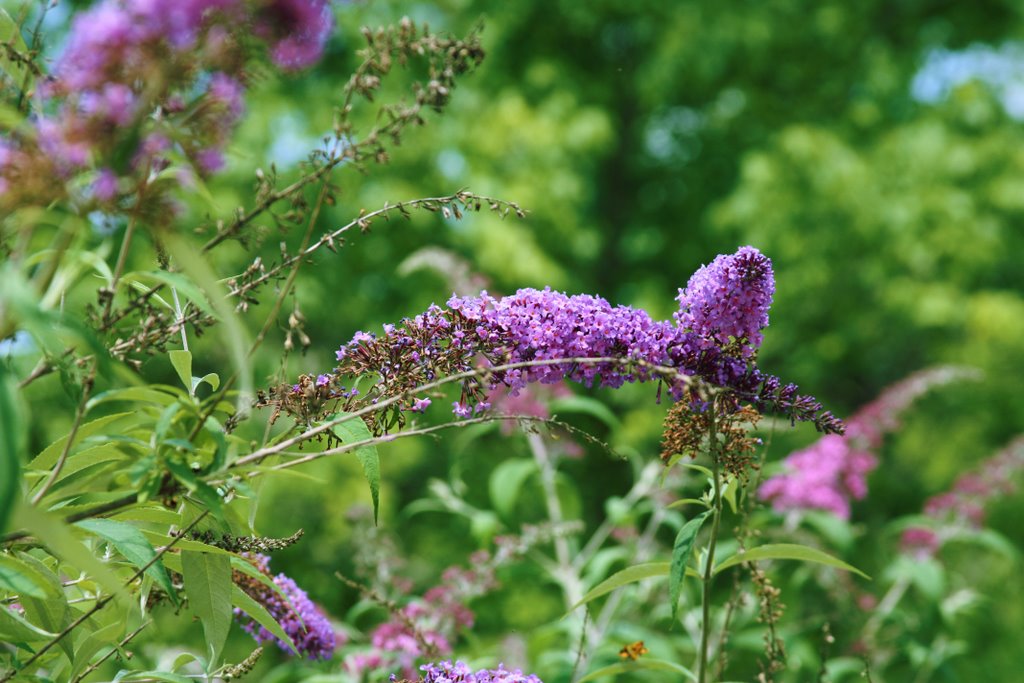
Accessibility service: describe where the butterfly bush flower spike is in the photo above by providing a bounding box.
[0,0,332,208]
[413,660,545,683]
[760,366,980,519]
[308,247,842,435]
[234,554,337,660]
[676,245,774,357]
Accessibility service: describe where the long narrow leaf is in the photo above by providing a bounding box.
[714,543,870,579]
[327,413,380,524]
[578,658,697,682]
[670,510,711,622]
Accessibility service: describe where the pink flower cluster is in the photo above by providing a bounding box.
[345,526,572,680]
[345,550,496,679]
[901,435,1024,557]
[0,0,332,208]
[759,366,980,519]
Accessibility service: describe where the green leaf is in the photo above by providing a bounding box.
[75,518,178,605]
[28,412,135,470]
[87,388,178,411]
[327,413,380,524]
[666,498,711,510]
[133,269,216,319]
[0,9,30,90]
[681,463,713,479]
[15,551,72,660]
[25,443,126,482]
[181,550,232,667]
[713,543,870,579]
[164,236,252,414]
[194,372,220,393]
[114,671,195,683]
[0,553,54,598]
[488,458,537,520]
[231,584,298,654]
[140,531,234,557]
[569,562,698,613]
[0,363,26,533]
[14,501,130,604]
[0,604,56,645]
[670,509,711,622]
[577,658,697,682]
[110,506,182,527]
[70,619,124,681]
[169,350,193,394]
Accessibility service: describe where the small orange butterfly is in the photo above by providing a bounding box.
[618,641,649,661]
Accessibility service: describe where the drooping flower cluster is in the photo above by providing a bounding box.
[901,435,1024,557]
[759,366,980,519]
[234,553,338,660]
[316,247,842,435]
[400,660,544,683]
[0,0,332,209]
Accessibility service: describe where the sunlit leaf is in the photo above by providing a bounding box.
[0,604,56,645]
[169,350,193,394]
[0,553,52,598]
[713,543,870,579]
[577,658,697,682]
[569,561,698,613]
[670,509,711,622]
[181,550,232,667]
[75,518,178,604]
[327,413,380,524]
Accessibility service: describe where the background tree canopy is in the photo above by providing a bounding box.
[6,0,1024,680]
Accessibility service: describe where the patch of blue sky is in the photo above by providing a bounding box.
[912,42,1024,119]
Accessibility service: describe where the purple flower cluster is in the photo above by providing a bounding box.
[901,435,1024,557]
[1,0,332,209]
[327,247,842,434]
[447,287,677,391]
[759,366,980,519]
[405,661,545,683]
[234,553,337,660]
[675,245,775,357]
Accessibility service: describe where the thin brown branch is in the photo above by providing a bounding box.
[234,356,691,469]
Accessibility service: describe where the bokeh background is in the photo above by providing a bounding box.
[12,0,1024,680]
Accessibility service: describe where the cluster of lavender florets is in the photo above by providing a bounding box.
[323,247,842,434]
[396,660,544,683]
[234,553,337,660]
[675,245,775,357]
[0,0,332,209]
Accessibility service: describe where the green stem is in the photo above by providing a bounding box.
[698,401,722,683]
